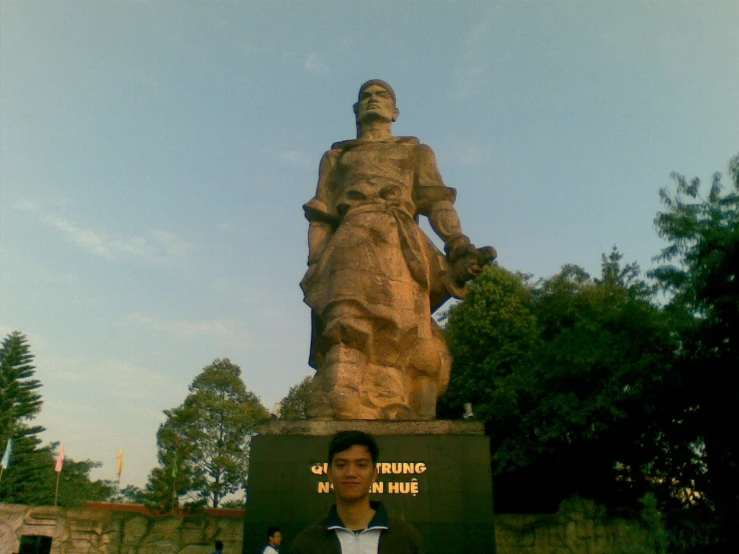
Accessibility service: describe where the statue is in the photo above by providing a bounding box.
[300,80,495,420]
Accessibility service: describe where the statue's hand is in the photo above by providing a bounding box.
[449,244,497,285]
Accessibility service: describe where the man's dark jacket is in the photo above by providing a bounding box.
[291,501,424,554]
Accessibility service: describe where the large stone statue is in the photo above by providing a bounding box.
[300,80,495,421]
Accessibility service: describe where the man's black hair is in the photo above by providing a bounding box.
[267,526,280,539]
[328,430,380,465]
[215,540,224,550]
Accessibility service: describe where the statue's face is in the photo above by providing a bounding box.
[354,83,399,124]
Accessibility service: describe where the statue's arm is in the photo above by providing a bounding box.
[307,221,332,266]
[304,151,338,266]
[414,144,496,289]
[413,144,470,252]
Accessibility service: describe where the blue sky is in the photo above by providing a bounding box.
[1,1,737,489]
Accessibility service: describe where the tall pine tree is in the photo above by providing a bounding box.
[0,331,115,505]
[0,331,49,502]
[0,331,44,443]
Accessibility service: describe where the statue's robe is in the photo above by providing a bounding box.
[300,137,465,419]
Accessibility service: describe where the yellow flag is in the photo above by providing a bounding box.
[116,446,124,477]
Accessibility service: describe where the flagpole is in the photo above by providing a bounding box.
[172,472,177,512]
[171,451,178,513]
[54,443,65,506]
[54,471,61,506]
[0,467,4,483]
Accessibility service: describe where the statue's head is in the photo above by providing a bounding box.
[353,79,399,130]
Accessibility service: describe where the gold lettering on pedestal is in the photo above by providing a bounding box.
[310,461,427,475]
[312,462,427,495]
[410,479,419,496]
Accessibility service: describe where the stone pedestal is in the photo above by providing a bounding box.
[242,420,496,554]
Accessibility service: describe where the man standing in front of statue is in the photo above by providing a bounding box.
[300,79,494,421]
[291,431,424,554]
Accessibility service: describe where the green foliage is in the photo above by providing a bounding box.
[439,265,539,465]
[146,358,270,509]
[107,484,148,504]
[0,331,50,503]
[0,332,119,506]
[637,493,669,554]
[279,376,313,420]
[443,154,739,548]
[650,153,739,549]
[443,253,678,513]
[0,435,54,504]
[0,331,44,445]
[50,443,118,507]
[1,439,115,506]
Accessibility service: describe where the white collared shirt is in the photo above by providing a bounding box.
[332,527,384,554]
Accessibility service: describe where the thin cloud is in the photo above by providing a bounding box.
[40,215,198,263]
[126,313,250,343]
[452,7,505,100]
[281,150,313,169]
[13,196,70,212]
[211,277,272,304]
[99,358,175,398]
[38,355,177,402]
[258,307,292,330]
[45,400,97,414]
[304,52,329,75]
[13,198,38,211]
[452,143,503,168]
[150,229,198,259]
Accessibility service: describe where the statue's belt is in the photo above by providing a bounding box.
[343,201,429,289]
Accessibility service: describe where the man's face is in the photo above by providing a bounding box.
[354,84,398,124]
[269,531,282,547]
[328,444,378,503]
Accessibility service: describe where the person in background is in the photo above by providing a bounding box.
[262,526,282,553]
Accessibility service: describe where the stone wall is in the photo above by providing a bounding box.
[495,497,650,554]
[0,499,650,554]
[0,503,244,554]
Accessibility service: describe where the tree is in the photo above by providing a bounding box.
[0,332,120,506]
[146,359,270,509]
[1,440,116,506]
[651,153,739,549]
[524,252,682,512]
[0,331,44,445]
[438,264,539,437]
[107,484,148,504]
[442,254,679,514]
[279,376,313,420]
[0,331,49,503]
[48,443,117,507]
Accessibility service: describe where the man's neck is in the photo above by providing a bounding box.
[336,497,376,531]
[357,120,393,141]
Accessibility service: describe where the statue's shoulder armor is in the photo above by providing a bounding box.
[329,136,421,151]
[329,139,354,151]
